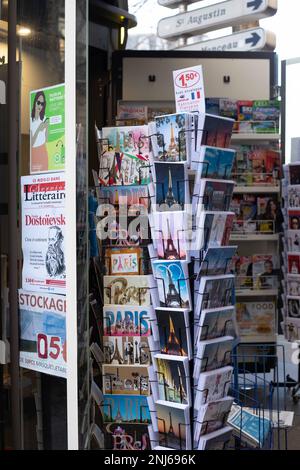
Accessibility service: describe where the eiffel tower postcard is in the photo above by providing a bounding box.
[152,211,190,261]
[196,306,235,343]
[193,178,235,215]
[103,364,150,396]
[154,401,191,450]
[153,162,189,212]
[194,336,234,376]
[152,260,191,309]
[195,246,238,278]
[191,145,236,178]
[103,305,152,337]
[156,308,192,360]
[152,113,191,163]
[103,394,151,424]
[195,274,235,314]
[195,113,234,152]
[154,354,191,406]
[103,335,151,366]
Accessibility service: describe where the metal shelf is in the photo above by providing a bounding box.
[230,234,279,241]
[231,133,280,142]
[236,289,278,297]
[233,185,280,194]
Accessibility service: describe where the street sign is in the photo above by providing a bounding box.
[158,0,201,8]
[158,0,278,40]
[175,27,276,52]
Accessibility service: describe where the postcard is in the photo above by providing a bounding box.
[288,210,300,230]
[195,246,237,278]
[236,301,276,340]
[194,365,233,410]
[287,275,300,296]
[288,253,300,275]
[103,305,153,336]
[196,114,234,151]
[151,260,191,309]
[155,307,192,359]
[103,275,153,306]
[104,422,151,450]
[287,230,300,252]
[194,212,234,251]
[197,426,232,450]
[152,162,189,212]
[287,297,300,319]
[99,149,150,186]
[191,146,236,178]
[99,185,150,214]
[103,364,150,395]
[194,336,233,377]
[196,307,235,343]
[153,354,191,406]
[102,394,151,423]
[195,274,235,317]
[194,396,234,442]
[154,401,191,450]
[104,247,147,276]
[152,113,192,163]
[103,336,151,366]
[151,211,191,260]
[193,179,235,214]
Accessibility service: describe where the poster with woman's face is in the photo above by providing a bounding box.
[30,83,65,174]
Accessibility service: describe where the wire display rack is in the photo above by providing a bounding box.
[229,343,289,450]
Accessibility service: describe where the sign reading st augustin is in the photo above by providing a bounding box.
[173,65,206,114]
[158,0,278,40]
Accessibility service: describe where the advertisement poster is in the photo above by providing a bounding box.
[30,83,65,174]
[173,65,205,114]
[19,290,67,378]
[21,173,66,294]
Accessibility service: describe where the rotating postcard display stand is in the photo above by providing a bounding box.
[282,159,300,342]
[95,70,238,451]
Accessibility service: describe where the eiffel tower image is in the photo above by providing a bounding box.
[168,123,177,153]
[165,268,182,307]
[177,365,188,403]
[164,219,180,260]
[163,316,185,356]
[168,412,175,437]
[111,338,124,364]
[114,402,123,423]
[164,168,179,207]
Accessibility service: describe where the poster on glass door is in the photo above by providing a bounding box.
[21,172,66,294]
[30,83,65,174]
[19,290,67,378]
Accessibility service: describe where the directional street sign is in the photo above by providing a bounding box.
[158,0,278,40]
[158,0,201,8]
[176,27,276,52]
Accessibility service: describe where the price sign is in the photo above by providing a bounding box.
[173,65,206,114]
[19,290,67,378]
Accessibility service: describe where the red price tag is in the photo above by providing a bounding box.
[175,70,200,89]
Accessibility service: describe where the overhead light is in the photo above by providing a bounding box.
[17,27,31,37]
[120,26,126,46]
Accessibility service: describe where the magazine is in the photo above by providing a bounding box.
[228,404,272,447]
[287,297,300,319]
[287,230,300,252]
[252,254,278,289]
[287,275,300,296]
[288,253,300,275]
[236,301,276,340]
[288,186,300,209]
[288,210,300,230]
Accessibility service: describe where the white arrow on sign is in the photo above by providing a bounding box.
[175,27,276,52]
[158,0,278,40]
[158,0,201,9]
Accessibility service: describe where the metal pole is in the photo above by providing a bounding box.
[8,0,21,450]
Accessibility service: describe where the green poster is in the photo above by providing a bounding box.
[30,83,65,173]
